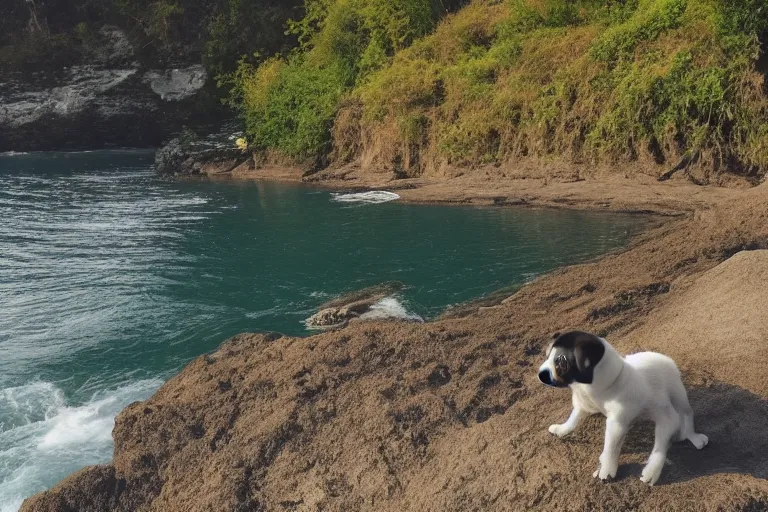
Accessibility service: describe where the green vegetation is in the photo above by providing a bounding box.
[232,0,768,178]
[229,0,465,160]
[4,0,767,178]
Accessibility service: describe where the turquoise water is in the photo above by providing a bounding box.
[0,150,643,509]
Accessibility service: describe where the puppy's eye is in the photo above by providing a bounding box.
[555,354,570,375]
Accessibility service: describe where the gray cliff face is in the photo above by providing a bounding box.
[0,66,139,128]
[144,65,207,102]
[0,27,225,152]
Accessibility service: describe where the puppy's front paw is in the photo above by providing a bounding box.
[689,433,708,450]
[548,423,570,438]
[593,460,618,481]
[640,460,664,486]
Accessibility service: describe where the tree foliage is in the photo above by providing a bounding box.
[0,0,302,74]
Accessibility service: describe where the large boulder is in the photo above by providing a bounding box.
[153,124,249,176]
[19,186,768,512]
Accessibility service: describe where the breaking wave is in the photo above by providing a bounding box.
[330,191,400,204]
[359,297,423,322]
[0,379,162,512]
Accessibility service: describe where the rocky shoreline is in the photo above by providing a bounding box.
[155,134,748,218]
[20,151,768,510]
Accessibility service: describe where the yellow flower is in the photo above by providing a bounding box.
[235,137,248,151]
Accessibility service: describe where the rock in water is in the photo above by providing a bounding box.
[154,138,186,175]
[305,307,358,328]
[153,124,251,176]
[304,282,410,328]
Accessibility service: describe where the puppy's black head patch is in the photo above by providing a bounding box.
[550,331,605,385]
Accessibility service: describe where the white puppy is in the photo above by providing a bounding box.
[538,330,708,485]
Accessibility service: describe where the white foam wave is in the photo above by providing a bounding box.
[0,382,64,433]
[0,379,162,511]
[359,297,423,323]
[330,191,400,204]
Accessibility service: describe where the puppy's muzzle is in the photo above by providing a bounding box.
[538,369,555,386]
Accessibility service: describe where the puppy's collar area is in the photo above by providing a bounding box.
[601,360,625,391]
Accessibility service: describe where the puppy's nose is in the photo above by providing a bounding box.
[538,369,553,385]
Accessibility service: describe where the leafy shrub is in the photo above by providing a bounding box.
[0,0,301,77]
[232,0,463,160]
[237,57,345,157]
[146,1,184,42]
[0,33,81,75]
[590,0,687,63]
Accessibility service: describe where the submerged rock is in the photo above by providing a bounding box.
[305,305,367,328]
[304,281,419,328]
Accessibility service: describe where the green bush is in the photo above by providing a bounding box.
[238,57,345,158]
[204,0,302,77]
[338,0,768,178]
[0,33,81,74]
[146,1,184,42]
[233,0,462,159]
[590,0,687,63]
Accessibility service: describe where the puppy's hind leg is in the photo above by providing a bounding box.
[641,406,679,486]
[670,380,708,449]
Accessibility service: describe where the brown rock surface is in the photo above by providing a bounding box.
[22,183,768,512]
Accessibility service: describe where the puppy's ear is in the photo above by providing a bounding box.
[573,337,605,384]
[545,332,560,357]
